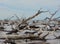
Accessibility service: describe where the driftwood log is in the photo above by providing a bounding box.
[0,35,38,40]
[0,31,53,40]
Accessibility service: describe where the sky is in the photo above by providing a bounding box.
[0,0,60,20]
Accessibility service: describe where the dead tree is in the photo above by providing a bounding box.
[44,9,60,31]
[14,14,20,21]
[6,9,48,34]
[18,9,48,30]
[53,16,60,20]
[8,16,14,20]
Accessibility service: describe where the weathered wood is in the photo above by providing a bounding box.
[0,35,38,39]
[18,10,48,27]
[0,31,54,40]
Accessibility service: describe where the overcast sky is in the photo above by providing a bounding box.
[0,0,60,20]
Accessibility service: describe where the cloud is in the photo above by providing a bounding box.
[0,0,60,19]
[1,0,60,7]
[0,0,60,12]
[0,0,60,11]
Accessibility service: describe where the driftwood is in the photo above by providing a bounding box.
[0,35,38,40]
[0,31,53,40]
[18,10,48,27]
[44,9,60,31]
